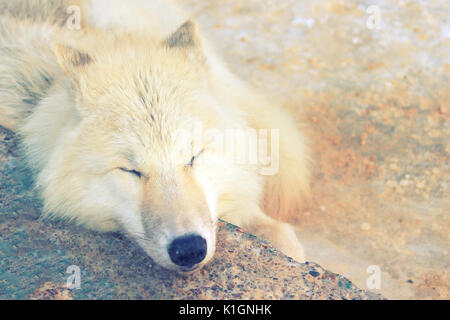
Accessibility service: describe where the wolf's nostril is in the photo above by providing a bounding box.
[168,234,207,268]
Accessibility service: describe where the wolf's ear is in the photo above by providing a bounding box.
[164,21,208,67]
[53,44,94,84]
[164,20,202,49]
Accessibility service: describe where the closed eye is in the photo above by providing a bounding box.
[188,149,205,167]
[119,168,143,179]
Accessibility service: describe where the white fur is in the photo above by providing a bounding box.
[0,0,311,271]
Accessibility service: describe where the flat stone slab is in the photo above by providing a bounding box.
[0,127,382,300]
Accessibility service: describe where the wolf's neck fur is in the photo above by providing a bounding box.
[19,78,81,173]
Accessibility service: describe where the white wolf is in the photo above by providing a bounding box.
[0,0,310,272]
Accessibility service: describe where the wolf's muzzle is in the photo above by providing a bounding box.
[168,234,207,268]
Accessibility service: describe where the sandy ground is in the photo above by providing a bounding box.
[182,0,449,299]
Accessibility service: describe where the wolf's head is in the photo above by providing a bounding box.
[41,21,251,272]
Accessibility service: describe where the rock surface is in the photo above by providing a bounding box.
[0,126,381,299]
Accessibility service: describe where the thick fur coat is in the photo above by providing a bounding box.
[0,0,310,271]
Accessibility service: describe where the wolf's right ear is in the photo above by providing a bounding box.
[164,20,202,49]
[53,44,94,85]
[163,21,207,65]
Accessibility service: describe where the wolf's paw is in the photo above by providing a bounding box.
[85,218,120,233]
[274,224,306,263]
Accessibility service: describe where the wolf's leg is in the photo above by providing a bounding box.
[222,201,305,263]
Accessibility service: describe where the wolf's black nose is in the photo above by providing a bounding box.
[168,234,207,268]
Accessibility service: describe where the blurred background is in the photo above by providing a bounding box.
[185,0,448,299]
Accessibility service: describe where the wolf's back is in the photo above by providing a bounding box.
[0,14,62,131]
[0,0,73,25]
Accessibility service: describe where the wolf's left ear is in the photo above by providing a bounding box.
[53,44,94,85]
